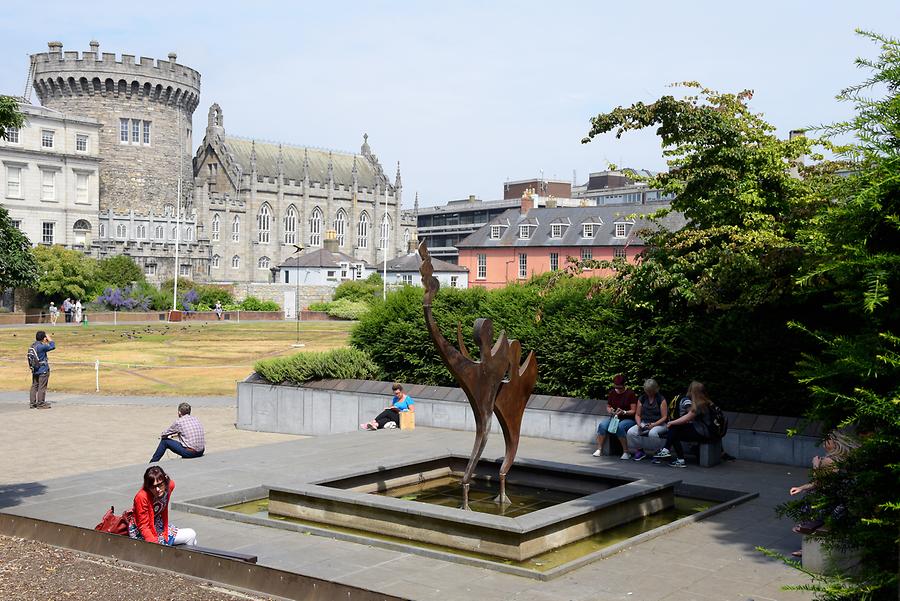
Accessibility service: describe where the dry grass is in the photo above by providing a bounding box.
[0,321,353,396]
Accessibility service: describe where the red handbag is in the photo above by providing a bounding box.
[94,506,132,536]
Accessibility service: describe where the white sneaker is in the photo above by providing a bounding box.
[620,452,632,460]
[592,449,603,457]
[384,422,398,429]
[652,448,672,459]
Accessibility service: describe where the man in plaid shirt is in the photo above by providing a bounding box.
[149,402,206,462]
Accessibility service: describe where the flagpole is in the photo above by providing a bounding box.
[172,110,182,311]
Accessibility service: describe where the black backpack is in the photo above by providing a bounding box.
[26,345,40,372]
[704,402,729,439]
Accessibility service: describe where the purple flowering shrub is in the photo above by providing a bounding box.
[94,286,151,311]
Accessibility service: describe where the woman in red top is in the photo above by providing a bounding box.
[127,466,197,546]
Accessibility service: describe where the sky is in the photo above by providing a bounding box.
[1,1,897,207]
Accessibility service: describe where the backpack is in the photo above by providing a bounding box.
[26,345,40,372]
[703,402,729,439]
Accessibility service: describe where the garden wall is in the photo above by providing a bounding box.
[237,377,824,467]
[231,283,334,310]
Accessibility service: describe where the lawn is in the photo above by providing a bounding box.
[0,320,354,396]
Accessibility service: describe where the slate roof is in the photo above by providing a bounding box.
[220,136,386,190]
[385,252,468,273]
[456,204,685,248]
[278,249,369,269]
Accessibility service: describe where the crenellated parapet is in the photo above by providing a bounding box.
[32,41,200,113]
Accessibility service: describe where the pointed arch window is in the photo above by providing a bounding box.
[380,214,392,250]
[212,254,220,268]
[357,211,369,249]
[257,204,271,243]
[284,206,297,244]
[334,209,347,247]
[257,256,270,269]
[211,214,220,241]
[309,207,322,247]
[232,215,240,242]
[231,255,240,269]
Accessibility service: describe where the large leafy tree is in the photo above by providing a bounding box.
[0,205,38,290]
[96,255,144,288]
[33,245,98,300]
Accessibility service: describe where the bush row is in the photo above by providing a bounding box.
[254,348,380,384]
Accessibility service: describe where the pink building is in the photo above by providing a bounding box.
[457,199,680,289]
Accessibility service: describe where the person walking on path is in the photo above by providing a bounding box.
[48,302,59,325]
[150,402,206,462]
[62,298,72,323]
[29,331,55,409]
[74,300,83,324]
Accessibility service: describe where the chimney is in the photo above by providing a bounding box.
[520,189,534,214]
[546,195,557,209]
[89,40,99,54]
[48,41,63,55]
[468,194,476,203]
[323,229,339,253]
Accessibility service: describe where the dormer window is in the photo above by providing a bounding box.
[615,222,629,238]
[518,225,531,239]
[490,225,503,239]
[582,223,595,239]
[550,223,564,238]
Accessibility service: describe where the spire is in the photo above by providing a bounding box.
[249,140,257,173]
[276,144,284,178]
[395,161,402,189]
[361,133,371,156]
[414,191,419,217]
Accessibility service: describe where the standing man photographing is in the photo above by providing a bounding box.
[28,331,55,409]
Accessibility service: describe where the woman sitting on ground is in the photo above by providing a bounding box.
[593,374,638,459]
[127,466,197,546]
[652,381,713,468]
[626,379,668,461]
[361,384,415,430]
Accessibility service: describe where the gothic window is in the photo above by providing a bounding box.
[309,207,322,247]
[171,226,177,240]
[185,226,193,241]
[380,214,392,250]
[231,255,240,269]
[163,204,175,217]
[212,254,220,268]
[283,205,297,244]
[357,211,369,249]
[211,214,220,241]
[99,223,106,238]
[116,223,127,239]
[257,256,270,269]
[154,225,164,239]
[334,209,347,247]
[257,203,271,243]
[232,215,240,242]
[136,224,146,239]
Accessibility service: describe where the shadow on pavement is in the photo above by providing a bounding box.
[0,482,48,509]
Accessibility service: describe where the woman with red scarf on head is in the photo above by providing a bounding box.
[127,466,197,546]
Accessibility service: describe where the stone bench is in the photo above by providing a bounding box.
[177,544,258,564]
[601,436,722,467]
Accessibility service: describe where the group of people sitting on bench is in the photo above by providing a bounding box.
[594,375,717,468]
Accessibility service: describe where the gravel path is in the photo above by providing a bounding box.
[0,535,277,601]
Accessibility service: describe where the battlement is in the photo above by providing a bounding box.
[32,41,200,111]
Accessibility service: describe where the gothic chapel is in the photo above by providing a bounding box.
[192,104,410,283]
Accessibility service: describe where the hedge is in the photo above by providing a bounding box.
[254,348,380,384]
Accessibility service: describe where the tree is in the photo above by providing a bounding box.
[0,95,25,141]
[33,245,98,300]
[96,255,144,288]
[0,205,38,291]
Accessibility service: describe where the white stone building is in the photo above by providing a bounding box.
[1,100,100,248]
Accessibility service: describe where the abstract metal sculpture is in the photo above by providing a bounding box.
[419,241,538,508]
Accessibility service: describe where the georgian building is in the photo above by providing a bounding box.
[192,104,415,284]
[0,100,100,249]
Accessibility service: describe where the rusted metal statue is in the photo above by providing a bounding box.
[419,241,537,508]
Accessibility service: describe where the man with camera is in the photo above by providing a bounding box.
[29,331,56,409]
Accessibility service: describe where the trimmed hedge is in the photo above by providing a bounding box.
[254,348,380,384]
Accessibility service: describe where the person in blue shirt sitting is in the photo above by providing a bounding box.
[29,330,56,409]
[361,384,415,430]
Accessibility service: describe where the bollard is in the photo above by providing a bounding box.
[95,359,100,392]
[114,310,117,325]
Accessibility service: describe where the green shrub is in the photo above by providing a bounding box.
[326,298,370,320]
[307,301,330,312]
[196,285,233,307]
[254,347,380,384]
[238,296,280,311]
[334,273,384,305]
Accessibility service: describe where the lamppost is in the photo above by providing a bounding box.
[291,243,304,347]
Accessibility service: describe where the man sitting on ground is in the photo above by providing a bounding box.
[150,402,206,462]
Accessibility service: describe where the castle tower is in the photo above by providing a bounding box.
[31,41,200,216]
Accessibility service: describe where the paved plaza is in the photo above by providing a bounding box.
[0,391,815,601]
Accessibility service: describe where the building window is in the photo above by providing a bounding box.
[450,276,458,288]
[354,264,363,279]
[211,254,220,268]
[184,226,193,241]
[131,120,140,143]
[143,121,151,145]
[180,264,191,277]
[518,225,531,240]
[401,274,413,285]
[258,256,270,269]
[120,119,129,143]
[582,224,594,238]
[12,219,21,230]
[145,264,157,276]
[75,173,89,203]
[42,222,54,244]
[326,270,337,281]
[4,126,19,144]
[41,130,54,148]
[232,215,240,242]
[380,214,391,250]
[309,207,322,247]
[550,223,564,238]
[171,225,178,240]
[357,212,369,249]
[116,223,127,239]
[615,222,628,238]
[136,224,146,239]
[211,214,220,241]
[257,203,271,243]
[614,247,627,258]
[6,166,22,198]
[550,252,559,271]
[283,206,297,244]
[231,255,240,269]
[490,225,502,239]
[518,253,527,279]
[76,134,88,152]
[334,209,346,246]
[477,254,486,280]
[581,248,592,261]
[99,223,106,238]
[40,170,56,201]
[154,225,164,239]
[284,270,290,284]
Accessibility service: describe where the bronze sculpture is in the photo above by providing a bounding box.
[419,241,537,508]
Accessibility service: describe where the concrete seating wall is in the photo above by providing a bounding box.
[236,376,824,468]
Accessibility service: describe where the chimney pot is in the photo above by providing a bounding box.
[89,40,99,53]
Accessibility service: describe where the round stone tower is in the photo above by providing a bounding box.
[31,41,201,216]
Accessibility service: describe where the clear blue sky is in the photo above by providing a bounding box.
[2,1,896,207]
